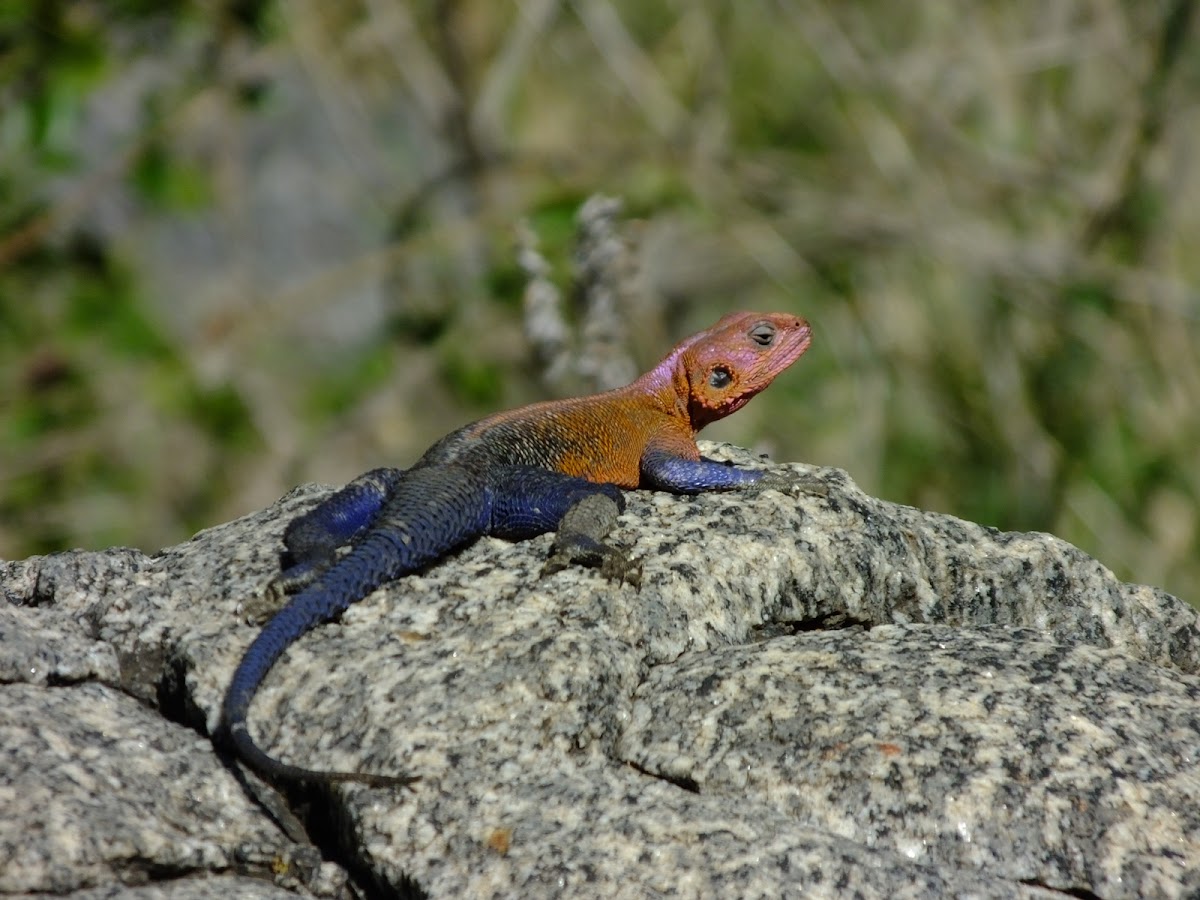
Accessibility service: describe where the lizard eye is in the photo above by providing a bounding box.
[709,366,733,389]
[749,323,776,346]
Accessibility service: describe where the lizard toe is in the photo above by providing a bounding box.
[743,469,830,499]
[542,533,640,587]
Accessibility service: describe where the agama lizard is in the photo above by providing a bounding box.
[221,311,813,788]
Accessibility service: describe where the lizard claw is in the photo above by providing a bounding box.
[242,581,289,624]
[598,551,643,589]
[242,560,328,624]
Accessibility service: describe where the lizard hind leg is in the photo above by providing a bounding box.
[244,467,408,624]
[484,465,641,586]
[545,492,642,587]
[279,467,407,574]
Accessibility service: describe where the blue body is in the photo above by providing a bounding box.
[222,426,765,785]
[222,461,635,784]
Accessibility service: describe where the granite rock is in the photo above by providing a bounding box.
[1,442,1195,898]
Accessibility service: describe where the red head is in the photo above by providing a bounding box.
[636,312,813,432]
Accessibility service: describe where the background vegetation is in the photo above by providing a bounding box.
[2,0,1197,604]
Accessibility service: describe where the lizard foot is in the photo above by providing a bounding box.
[242,559,330,624]
[742,469,830,499]
[241,584,288,625]
[541,492,642,587]
[543,534,643,588]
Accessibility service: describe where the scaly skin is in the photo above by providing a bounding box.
[221,311,812,787]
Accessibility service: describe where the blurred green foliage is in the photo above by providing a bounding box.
[1,0,1197,605]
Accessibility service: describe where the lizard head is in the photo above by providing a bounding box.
[682,311,812,430]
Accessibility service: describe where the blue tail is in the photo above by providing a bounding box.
[222,531,425,785]
[219,462,625,787]
[220,467,495,786]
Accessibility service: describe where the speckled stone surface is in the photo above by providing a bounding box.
[2,442,1195,897]
[0,678,347,896]
[619,626,1200,899]
[17,877,306,899]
